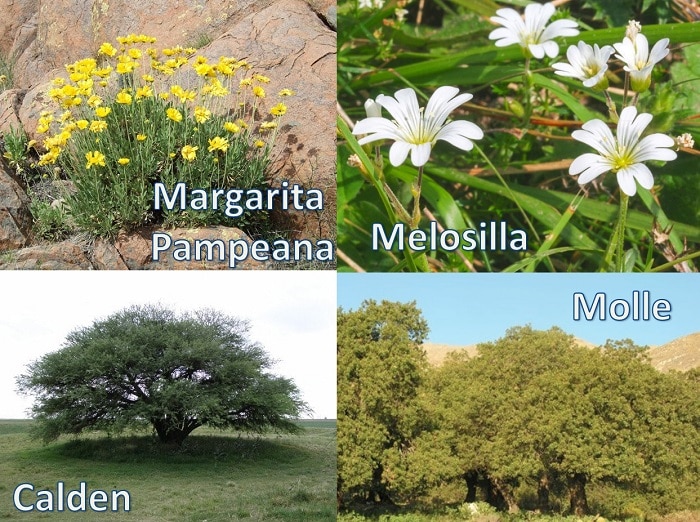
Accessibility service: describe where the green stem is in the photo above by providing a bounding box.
[473,143,540,243]
[603,91,618,123]
[523,57,533,127]
[604,193,629,272]
[411,166,423,229]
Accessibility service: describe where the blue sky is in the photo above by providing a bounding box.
[338,274,699,347]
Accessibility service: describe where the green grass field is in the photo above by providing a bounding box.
[0,419,336,521]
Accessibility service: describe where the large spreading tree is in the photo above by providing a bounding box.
[17,304,306,445]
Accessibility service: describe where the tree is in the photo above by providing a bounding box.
[337,300,429,506]
[17,304,306,445]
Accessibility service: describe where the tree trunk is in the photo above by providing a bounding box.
[567,473,589,516]
[464,470,478,503]
[537,474,550,511]
[492,477,519,514]
[151,417,200,445]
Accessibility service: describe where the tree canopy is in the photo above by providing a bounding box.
[17,304,306,445]
[337,300,429,505]
[337,304,700,519]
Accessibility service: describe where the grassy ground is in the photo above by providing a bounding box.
[0,419,336,521]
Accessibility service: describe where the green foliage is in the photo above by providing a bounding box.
[337,300,430,505]
[0,51,13,92]
[17,304,307,446]
[29,199,72,241]
[337,0,700,272]
[340,312,700,519]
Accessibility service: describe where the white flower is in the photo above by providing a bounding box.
[353,86,484,167]
[625,20,642,41]
[395,7,409,22]
[488,2,579,59]
[358,0,372,8]
[364,98,382,118]
[569,106,677,196]
[552,41,614,89]
[613,33,670,93]
[676,133,694,150]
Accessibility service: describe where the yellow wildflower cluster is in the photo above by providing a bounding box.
[36,33,295,168]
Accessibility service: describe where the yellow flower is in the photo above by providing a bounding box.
[253,86,265,98]
[95,106,111,118]
[278,88,295,97]
[87,95,103,108]
[116,91,133,105]
[38,147,61,166]
[142,74,155,83]
[116,60,137,74]
[76,119,89,130]
[194,63,215,77]
[59,110,72,122]
[253,74,270,83]
[85,150,106,169]
[208,136,229,153]
[169,152,176,158]
[98,42,117,57]
[159,92,170,100]
[254,140,266,148]
[118,158,130,165]
[166,108,183,122]
[170,85,196,103]
[51,77,66,87]
[69,72,88,83]
[270,102,287,117]
[127,48,142,59]
[194,106,211,123]
[240,78,253,87]
[90,120,108,132]
[181,144,198,161]
[135,85,153,99]
[93,67,112,78]
[260,121,278,131]
[136,134,147,141]
[223,121,241,134]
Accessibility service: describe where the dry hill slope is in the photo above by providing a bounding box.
[424,333,699,372]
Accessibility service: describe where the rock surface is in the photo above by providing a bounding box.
[0,166,31,250]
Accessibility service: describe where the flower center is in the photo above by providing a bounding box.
[611,150,634,172]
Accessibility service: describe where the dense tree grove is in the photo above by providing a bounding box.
[337,300,429,504]
[18,305,306,445]
[337,302,700,518]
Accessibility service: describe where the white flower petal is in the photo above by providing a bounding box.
[570,153,613,184]
[633,134,677,162]
[541,19,579,41]
[649,38,670,65]
[616,169,638,196]
[389,141,411,167]
[411,143,432,167]
[627,162,654,189]
[541,40,561,59]
[437,120,484,142]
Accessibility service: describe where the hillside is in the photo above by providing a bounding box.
[647,332,700,372]
[424,333,700,372]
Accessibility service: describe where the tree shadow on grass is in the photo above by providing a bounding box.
[52,434,312,465]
